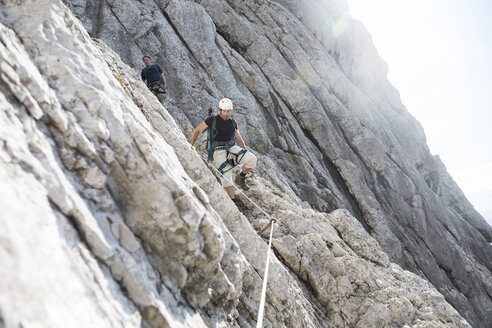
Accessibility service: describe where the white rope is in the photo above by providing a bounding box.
[256,219,275,328]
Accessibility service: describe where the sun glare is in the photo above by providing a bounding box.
[344,0,492,225]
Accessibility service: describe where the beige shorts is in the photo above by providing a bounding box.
[212,145,257,187]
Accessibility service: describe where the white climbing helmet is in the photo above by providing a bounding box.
[218,98,233,110]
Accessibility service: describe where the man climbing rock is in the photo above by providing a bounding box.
[190,98,257,201]
[140,55,167,102]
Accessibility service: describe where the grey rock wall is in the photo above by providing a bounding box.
[0,0,490,327]
[62,0,492,326]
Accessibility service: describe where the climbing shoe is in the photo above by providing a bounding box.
[235,174,249,190]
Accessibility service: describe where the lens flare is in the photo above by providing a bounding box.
[332,13,350,38]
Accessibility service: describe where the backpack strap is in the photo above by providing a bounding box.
[212,115,218,140]
[207,115,218,161]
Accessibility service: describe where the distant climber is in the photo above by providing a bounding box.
[141,55,167,102]
[190,98,257,201]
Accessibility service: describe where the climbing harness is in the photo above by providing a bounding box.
[148,81,166,94]
[215,146,248,174]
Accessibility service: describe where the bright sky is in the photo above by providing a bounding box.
[345,0,492,226]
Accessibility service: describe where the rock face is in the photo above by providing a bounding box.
[0,0,490,327]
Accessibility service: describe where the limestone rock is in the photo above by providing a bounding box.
[63,0,491,325]
[0,0,490,327]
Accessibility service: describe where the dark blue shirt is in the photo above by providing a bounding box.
[141,64,163,85]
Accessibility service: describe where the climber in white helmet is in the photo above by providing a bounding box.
[190,98,257,202]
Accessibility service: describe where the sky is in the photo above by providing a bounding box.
[344,0,492,226]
